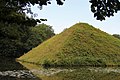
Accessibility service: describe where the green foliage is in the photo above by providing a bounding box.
[0,4,36,26]
[26,23,55,50]
[0,0,65,26]
[0,0,120,26]
[0,22,55,57]
[42,59,52,67]
[0,22,28,57]
[18,23,120,66]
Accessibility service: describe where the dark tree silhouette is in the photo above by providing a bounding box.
[90,0,120,21]
[113,34,120,39]
[0,0,120,24]
[0,0,65,26]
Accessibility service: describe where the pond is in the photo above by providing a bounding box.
[0,57,120,80]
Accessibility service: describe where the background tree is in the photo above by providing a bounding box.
[113,34,120,39]
[0,22,55,57]
[25,23,55,51]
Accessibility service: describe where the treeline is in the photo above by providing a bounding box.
[0,22,55,58]
[113,34,120,39]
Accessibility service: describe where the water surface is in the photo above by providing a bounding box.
[0,57,40,80]
[0,57,120,80]
[19,62,120,80]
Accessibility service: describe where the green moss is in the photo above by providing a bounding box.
[18,23,120,67]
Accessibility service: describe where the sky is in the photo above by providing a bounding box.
[30,0,120,34]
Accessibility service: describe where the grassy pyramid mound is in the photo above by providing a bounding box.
[18,23,120,66]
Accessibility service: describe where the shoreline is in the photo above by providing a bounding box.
[17,59,120,68]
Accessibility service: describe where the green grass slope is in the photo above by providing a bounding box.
[18,23,120,66]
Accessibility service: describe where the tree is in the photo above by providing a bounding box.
[90,0,120,21]
[0,0,57,57]
[0,0,39,26]
[0,22,28,57]
[0,22,55,57]
[113,34,120,39]
[0,0,64,26]
[0,0,120,23]
[25,23,55,51]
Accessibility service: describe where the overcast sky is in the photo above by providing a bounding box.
[31,0,120,34]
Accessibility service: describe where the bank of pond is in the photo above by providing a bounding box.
[0,57,120,80]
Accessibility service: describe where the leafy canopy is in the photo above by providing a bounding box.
[0,0,65,26]
[0,22,55,57]
[90,0,120,21]
[1,0,120,25]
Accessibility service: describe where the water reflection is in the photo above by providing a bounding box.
[0,57,40,80]
[0,57,120,80]
[19,62,120,80]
